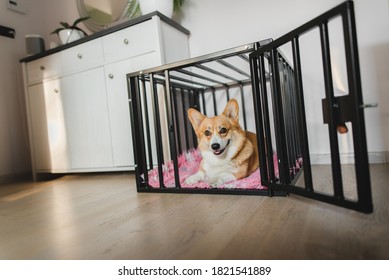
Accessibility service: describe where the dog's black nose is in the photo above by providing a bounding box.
[211,143,220,150]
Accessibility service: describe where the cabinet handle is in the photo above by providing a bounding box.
[123,39,129,45]
[54,89,59,93]
[40,66,45,71]
[108,74,114,79]
[77,53,83,59]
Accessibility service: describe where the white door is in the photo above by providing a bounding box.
[28,80,70,171]
[61,67,114,169]
[104,53,159,168]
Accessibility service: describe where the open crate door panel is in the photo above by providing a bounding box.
[249,0,373,213]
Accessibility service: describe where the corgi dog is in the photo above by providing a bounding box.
[185,99,259,186]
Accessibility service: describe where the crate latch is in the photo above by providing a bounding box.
[322,96,377,134]
[322,95,352,134]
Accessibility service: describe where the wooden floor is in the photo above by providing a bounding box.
[0,164,388,260]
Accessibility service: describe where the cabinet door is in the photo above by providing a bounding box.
[61,67,114,169]
[28,80,70,171]
[105,53,156,167]
[104,62,133,168]
[104,53,160,167]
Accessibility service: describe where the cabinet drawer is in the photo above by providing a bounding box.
[61,38,104,75]
[103,20,156,64]
[26,54,61,84]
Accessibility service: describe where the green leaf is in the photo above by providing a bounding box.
[60,22,70,29]
[72,16,90,28]
[72,26,87,36]
[50,27,64,34]
[51,16,90,37]
[174,0,185,11]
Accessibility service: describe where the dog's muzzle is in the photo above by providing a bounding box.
[211,140,230,156]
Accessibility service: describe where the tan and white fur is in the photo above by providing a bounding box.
[185,99,259,186]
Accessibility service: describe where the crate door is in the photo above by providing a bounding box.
[250,1,373,213]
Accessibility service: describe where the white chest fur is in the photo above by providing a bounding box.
[201,145,239,179]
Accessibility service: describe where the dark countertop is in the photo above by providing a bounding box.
[20,11,190,63]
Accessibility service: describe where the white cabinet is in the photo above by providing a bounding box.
[21,14,189,179]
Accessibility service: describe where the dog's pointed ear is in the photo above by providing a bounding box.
[222,99,239,121]
[188,108,205,131]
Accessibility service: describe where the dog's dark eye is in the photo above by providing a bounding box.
[220,127,228,134]
[204,130,211,136]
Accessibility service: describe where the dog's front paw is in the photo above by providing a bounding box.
[207,174,236,187]
[184,172,205,184]
[207,177,225,187]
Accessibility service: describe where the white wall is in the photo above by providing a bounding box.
[0,0,47,180]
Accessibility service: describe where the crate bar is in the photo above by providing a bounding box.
[152,73,206,90]
[284,60,301,176]
[145,74,202,92]
[189,89,199,148]
[225,86,230,101]
[217,59,251,78]
[292,36,313,190]
[140,77,154,170]
[175,69,225,86]
[342,1,373,212]
[149,73,165,188]
[195,64,240,83]
[270,49,290,184]
[239,83,247,130]
[211,88,217,115]
[172,87,182,154]
[284,61,295,177]
[200,90,207,116]
[181,89,190,151]
[127,75,148,189]
[250,55,271,194]
[288,65,302,171]
[189,89,197,109]
[278,59,294,176]
[320,22,344,199]
[287,64,299,163]
[164,70,181,188]
[238,54,250,63]
[137,187,286,197]
[259,55,277,184]
[168,74,213,88]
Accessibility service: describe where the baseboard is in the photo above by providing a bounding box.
[0,172,32,185]
[369,151,389,164]
[310,151,388,165]
[385,151,389,163]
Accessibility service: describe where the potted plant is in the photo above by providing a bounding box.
[51,16,90,45]
[138,0,185,18]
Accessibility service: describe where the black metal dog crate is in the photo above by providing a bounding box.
[127,1,373,213]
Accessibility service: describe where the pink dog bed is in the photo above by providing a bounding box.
[145,149,281,190]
